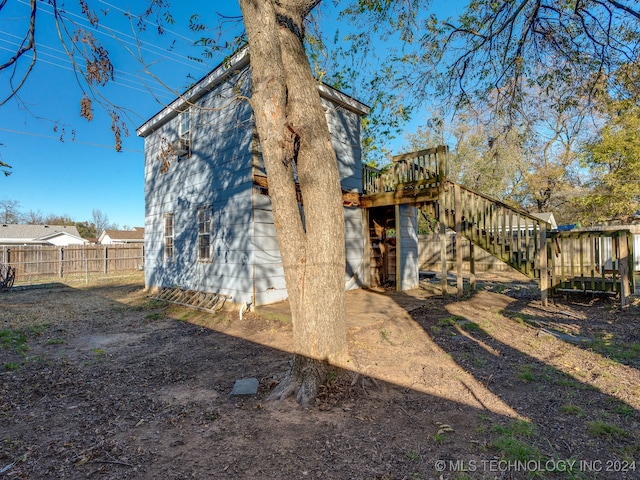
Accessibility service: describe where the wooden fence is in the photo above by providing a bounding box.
[548,230,635,297]
[419,231,637,299]
[0,244,144,283]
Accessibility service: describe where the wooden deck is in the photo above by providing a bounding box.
[362,146,549,279]
[361,146,634,306]
[250,145,635,306]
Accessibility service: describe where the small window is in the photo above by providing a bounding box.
[180,109,190,139]
[197,206,212,262]
[164,213,174,260]
[175,109,191,158]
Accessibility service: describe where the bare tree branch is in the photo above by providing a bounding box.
[0,0,36,107]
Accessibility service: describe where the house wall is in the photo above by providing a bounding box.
[252,100,367,306]
[144,73,257,304]
[398,205,419,290]
[323,97,363,193]
[100,235,114,245]
[142,60,368,307]
[46,235,88,247]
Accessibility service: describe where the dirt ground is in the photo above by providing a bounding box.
[1,272,639,479]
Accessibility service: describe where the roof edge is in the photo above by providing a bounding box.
[137,48,370,137]
[317,83,370,116]
[137,48,251,138]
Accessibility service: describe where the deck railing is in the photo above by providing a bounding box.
[363,164,382,195]
[438,181,550,279]
[361,146,634,305]
[548,230,634,297]
[362,146,448,195]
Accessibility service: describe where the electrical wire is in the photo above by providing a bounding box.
[14,0,210,72]
[0,126,144,152]
[0,38,176,100]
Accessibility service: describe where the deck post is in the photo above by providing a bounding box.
[619,232,631,308]
[395,204,402,291]
[455,184,463,297]
[362,208,371,288]
[469,243,476,291]
[438,189,448,296]
[539,223,548,306]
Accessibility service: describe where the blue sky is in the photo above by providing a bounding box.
[1,1,238,228]
[0,1,458,229]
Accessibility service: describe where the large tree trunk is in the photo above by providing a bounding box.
[239,0,347,405]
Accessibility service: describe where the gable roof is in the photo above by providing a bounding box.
[530,212,557,230]
[0,224,85,244]
[99,228,145,242]
[137,47,370,138]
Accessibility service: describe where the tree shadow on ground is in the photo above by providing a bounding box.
[3,279,640,479]
[396,277,640,476]
[0,280,525,480]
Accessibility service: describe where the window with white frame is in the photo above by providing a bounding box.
[163,213,174,261]
[176,108,191,158]
[197,206,212,261]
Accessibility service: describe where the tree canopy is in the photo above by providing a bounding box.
[411,0,640,117]
[343,0,640,223]
[579,99,640,223]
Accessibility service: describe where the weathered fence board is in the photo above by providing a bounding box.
[0,244,144,282]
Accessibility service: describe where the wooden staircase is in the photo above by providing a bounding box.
[361,146,634,306]
[362,146,549,281]
[435,180,547,279]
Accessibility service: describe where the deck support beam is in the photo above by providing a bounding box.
[439,188,448,296]
[469,243,476,291]
[455,184,463,297]
[619,233,631,308]
[395,204,402,291]
[540,223,548,307]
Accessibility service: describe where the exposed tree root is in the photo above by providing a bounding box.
[269,355,330,407]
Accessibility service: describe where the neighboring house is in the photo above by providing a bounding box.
[137,48,403,306]
[0,224,87,246]
[531,212,557,231]
[99,228,145,245]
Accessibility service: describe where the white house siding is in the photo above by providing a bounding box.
[251,101,367,306]
[100,235,114,245]
[144,76,257,305]
[398,205,419,290]
[344,207,366,290]
[140,51,370,307]
[322,97,363,193]
[45,234,87,247]
[327,98,366,293]
[252,200,366,306]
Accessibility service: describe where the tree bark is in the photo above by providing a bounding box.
[239,0,347,405]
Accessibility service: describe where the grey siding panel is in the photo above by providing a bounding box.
[255,274,287,292]
[253,208,276,223]
[250,190,365,304]
[255,288,289,306]
[144,78,255,304]
[251,235,280,252]
[252,192,273,210]
[250,99,363,193]
[254,248,283,264]
[323,99,363,193]
[398,205,419,290]
[253,221,277,237]
[144,66,367,307]
[344,207,365,290]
